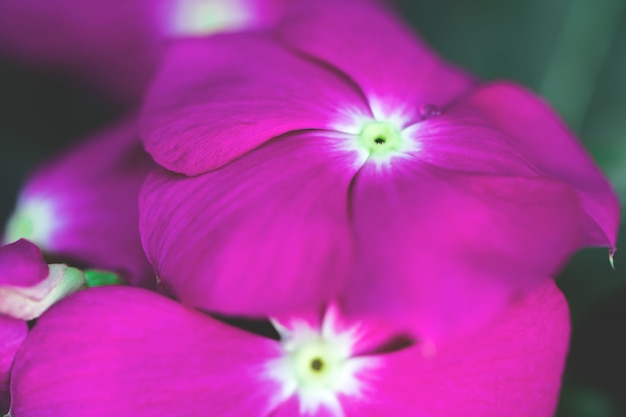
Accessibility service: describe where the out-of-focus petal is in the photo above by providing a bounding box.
[0,240,48,288]
[0,0,160,103]
[277,0,475,119]
[345,161,581,340]
[0,264,85,321]
[10,287,283,416]
[141,34,370,174]
[0,0,291,102]
[0,314,27,414]
[4,119,156,287]
[343,280,570,417]
[140,132,359,317]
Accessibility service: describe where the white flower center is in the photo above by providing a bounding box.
[288,337,347,392]
[357,121,403,157]
[161,0,254,37]
[4,197,59,247]
[265,310,379,417]
[331,104,421,170]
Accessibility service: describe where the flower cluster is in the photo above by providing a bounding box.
[0,0,620,416]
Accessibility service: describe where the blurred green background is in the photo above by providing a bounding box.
[0,0,624,415]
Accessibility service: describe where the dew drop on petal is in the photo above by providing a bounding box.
[418,103,442,120]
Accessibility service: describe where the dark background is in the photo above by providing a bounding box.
[0,0,624,414]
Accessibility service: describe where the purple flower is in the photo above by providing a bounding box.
[9,279,568,417]
[0,0,289,102]
[138,0,619,339]
[4,119,156,287]
[0,239,84,413]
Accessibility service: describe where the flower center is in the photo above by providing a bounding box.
[311,358,323,371]
[6,214,35,240]
[290,338,345,390]
[265,308,382,416]
[4,198,57,246]
[356,121,403,157]
[164,0,252,37]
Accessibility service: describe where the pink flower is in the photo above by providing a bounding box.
[0,0,289,102]
[9,279,569,417]
[0,239,84,413]
[138,0,619,339]
[4,119,156,287]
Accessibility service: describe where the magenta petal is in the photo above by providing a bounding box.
[141,34,370,174]
[140,132,357,317]
[272,398,340,417]
[277,0,475,115]
[414,81,620,247]
[5,119,156,287]
[10,287,282,416]
[466,82,620,247]
[0,240,48,288]
[0,315,27,414]
[345,161,581,340]
[344,280,570,417]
